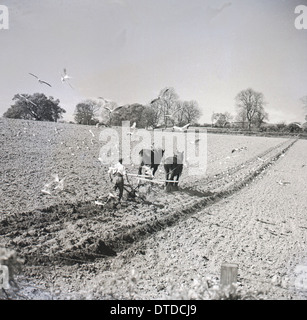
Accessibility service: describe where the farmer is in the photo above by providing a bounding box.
[108,158,127,201]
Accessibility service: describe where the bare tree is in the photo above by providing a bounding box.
[235,88,266,130]
[141,105,162,129]
[181,100,202,125]
[152,87,179,128]
[253,105,269,128]
[148,87,202,127]
[235,108,248,128]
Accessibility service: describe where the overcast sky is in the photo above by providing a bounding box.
[0,0,306,124]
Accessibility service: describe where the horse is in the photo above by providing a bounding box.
[164,151,184,191]
[138,148,165,177]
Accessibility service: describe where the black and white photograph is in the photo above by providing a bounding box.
[1,0,307,303]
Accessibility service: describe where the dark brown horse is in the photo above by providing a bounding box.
[164,151,184,191]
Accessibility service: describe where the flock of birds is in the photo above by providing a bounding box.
[26,71,197,197]
[22,70,193,134]
[28,68,73,89]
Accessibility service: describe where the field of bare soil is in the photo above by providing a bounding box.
[1,117,307,300]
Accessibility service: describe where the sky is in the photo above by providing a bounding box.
[0,0,307,124]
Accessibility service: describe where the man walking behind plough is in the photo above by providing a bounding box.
[108,158,128,202]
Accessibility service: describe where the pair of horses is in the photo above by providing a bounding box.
[138,148,184,191]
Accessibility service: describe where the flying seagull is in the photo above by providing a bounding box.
[41,174,65,195]
[127,122,137,135]
[103,105,123,113]
[98,97,111,103]
[61,68,72,83]
[165,107,182,120]
[61,68,73,88]
[29,73,52,87]
[173,123,191,132]
[54,176,66,191]
[150,88,171,104]
[17,94,37,107]
[150,97,161,104]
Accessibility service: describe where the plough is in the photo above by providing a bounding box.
[126,173,179,185]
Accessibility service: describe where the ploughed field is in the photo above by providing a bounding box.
[1,118,306,300]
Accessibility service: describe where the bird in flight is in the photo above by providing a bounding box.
[103,105,123,113]
[98,97,111,103]
[41,173,65,195]
[150,88,170,104]
[127,122,137,135]
[165,107,182,120]
[173,123,191,132]
[54,175,66,191]
[61,68,72,83]
[17,94,37,107]
[61,68,73,88]
[150,97,160,104]
[98,97,122,113]
[29,73,52,87]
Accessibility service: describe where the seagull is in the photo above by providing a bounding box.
[232,146,247,153]
[103,105,123,113]
[98,97,111,103]
[276,180,290,186]
[95,193,117,206]
[51,174,66,191]
[41,174,65,194]
[150,97,161,104]
[61,68,72,83]
[150,89,171,104]
[291,122,302,128]
[127,122,137,135]
[162,88,170,95]
[173,123,191,132]
[61,68,73,88]
[54,177,66,191]
[29,73,52,87]
[98,97,120,109]
[190,138,201,144]
[89,129,95,137]
[257,156,269,162]
[17,94,37,107]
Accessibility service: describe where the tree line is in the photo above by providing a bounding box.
[3,88,307,130]
[76,87,202,128]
